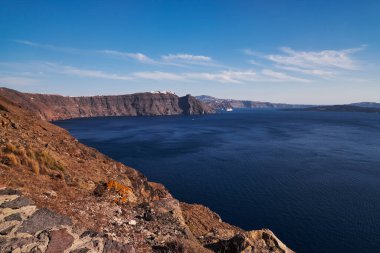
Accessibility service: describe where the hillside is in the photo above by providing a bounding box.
[0,93,293,252]
[0,88,214,121]
[196,95,311,110]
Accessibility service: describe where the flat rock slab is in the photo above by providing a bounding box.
[103,239,136,253]
[0,237,35,252]
[0,196,34,209]
[70,248,90,253]
[0,224,15,235]
[0,188,21,196]
[70,247,91,253]
[46,228,74,253]
[4,213,22,221]
[17,208,72,234]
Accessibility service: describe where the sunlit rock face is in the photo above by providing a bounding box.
[0,88,214,121]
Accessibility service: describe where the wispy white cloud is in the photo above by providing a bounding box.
[161,54,214,66]
[130,70,258,83]
[100,50,157,64]
[275,65,335,78]
[60,66,132,81]
[2,60,311,84]
[248,59,263,66]
[267,46,365,71]
[242,49,262,57]
[102,50,220,67]
[186,70,258,83]
[14,40,223,68]
[243,46,366,79]
[130,69,308,83]
[133,71,185,81]
[14,40,79,53]
[43,63,132,81]
[162,54,211,62]
[261,69,311,83]
[9,40,368,85]
[0,75,40,86]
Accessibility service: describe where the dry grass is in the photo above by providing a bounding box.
[2,153,19,166]
[36,150,65,172]
[27,149,36,160]
[0,142,64,175]
[27,158,40,175]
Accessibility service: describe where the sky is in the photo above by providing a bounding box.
[0,0,379,104]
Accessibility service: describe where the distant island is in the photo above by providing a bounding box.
[286,104,380,113]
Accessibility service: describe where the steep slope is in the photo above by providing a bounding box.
[197,95,312,110]
[0,88,214,121]
[0,94,293,252]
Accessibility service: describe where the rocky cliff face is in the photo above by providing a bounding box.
[0,88,214,121]
[196,95,311,110]
[0,93,294,252]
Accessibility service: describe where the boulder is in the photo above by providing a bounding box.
[17,208,72,234]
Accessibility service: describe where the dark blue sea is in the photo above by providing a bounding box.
[55,110,380,253]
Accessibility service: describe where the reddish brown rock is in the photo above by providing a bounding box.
[46,228,74,253]
[0,88,214,121]
[17,208,72,234]
[0,196,34,209]
[103,239,135,253]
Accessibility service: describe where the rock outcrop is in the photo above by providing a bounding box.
[0,88,214,121]
[0,188,139,252]
[0,92,293,252]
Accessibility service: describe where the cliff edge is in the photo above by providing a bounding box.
[0,88,214,121]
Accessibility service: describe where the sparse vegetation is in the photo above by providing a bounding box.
[27,159,40,175]
[0,142,64,174]
[1,153,19,166]
[35,150,65,172]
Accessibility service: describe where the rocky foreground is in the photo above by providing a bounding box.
[0,88,214,121]
[0,92,294,252]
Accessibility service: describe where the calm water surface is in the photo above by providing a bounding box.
[55,110,380,253]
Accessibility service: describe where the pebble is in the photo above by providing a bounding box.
[128,220,137,226]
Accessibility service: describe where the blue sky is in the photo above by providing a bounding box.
[0,0,379,104]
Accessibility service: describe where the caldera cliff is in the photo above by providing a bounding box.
[0,88,214,121]
[0,89,294,252]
